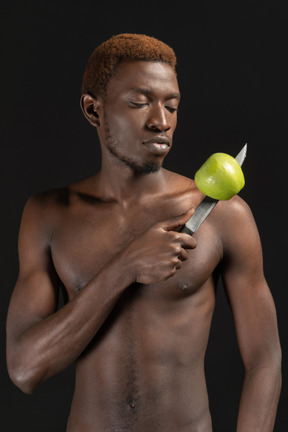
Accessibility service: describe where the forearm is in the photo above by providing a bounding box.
[236,360,282,432]
[7,255,133,394]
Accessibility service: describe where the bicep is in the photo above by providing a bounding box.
[7,197,60,342]
[220,198,280,369]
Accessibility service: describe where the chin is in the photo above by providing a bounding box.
[135,162,162,174]
[108,145,162,174]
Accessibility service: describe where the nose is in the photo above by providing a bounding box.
[146,103,171,132]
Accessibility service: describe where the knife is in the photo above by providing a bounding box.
[181,144,247,235]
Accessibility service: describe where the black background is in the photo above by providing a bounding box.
[1,1,287,430]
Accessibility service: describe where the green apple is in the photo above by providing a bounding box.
[195,152,245,200]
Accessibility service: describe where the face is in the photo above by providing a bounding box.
[98,61,180,174]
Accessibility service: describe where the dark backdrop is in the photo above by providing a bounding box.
[1,1,287,431]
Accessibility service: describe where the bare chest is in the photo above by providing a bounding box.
[50,199,222,301]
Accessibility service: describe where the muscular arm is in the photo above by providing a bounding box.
[219,197,281,432]
[6,196,132,394]
[6,196,196,394]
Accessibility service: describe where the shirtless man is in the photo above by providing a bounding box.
[6,34,281,431]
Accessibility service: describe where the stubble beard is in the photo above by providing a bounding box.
[103,117,162,175]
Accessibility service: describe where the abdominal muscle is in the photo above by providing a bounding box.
[66,280,215,432]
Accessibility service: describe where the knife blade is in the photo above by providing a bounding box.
[181,144,247,235]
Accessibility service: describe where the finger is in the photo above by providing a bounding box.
[179,247,189,261]
[161,207,195,232]
[175,259,182,270]
[178,233,197,250]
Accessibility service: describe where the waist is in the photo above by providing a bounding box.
[68,360,211,431]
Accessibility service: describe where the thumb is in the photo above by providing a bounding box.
[161,207,195,231]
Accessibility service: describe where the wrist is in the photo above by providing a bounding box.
[101,248,136,289]
[116,248,137,286]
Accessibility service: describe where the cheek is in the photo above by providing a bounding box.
[106,110,143,140]
[171,114,178,132]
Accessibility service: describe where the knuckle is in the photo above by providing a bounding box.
[167,231,176,241]
[172,244,181,255]
[174,232,181,241]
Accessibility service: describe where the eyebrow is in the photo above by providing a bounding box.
[130,87,181,100]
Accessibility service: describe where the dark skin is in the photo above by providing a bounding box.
[6,61,281,432]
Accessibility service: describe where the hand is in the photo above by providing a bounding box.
[122,208,197,285]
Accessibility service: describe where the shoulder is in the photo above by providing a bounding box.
[19,187,72,244]
[211,195,262,258]
[23,187,70,218]
[23,173,97,215]
[215,195,255,227]
[20,174,99,234]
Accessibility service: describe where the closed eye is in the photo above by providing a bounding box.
[165,106,178,113]
[129,101,148,108]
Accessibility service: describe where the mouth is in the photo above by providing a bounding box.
[142,136,171,155]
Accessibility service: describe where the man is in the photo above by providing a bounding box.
[6,34,281,431]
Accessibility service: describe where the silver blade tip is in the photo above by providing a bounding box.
[235,143,247,166]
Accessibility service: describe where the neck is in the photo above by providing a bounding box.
[97,155,167,204]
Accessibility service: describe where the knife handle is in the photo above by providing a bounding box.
[180,225,194,236]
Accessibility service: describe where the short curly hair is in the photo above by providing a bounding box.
[81,33,177,97]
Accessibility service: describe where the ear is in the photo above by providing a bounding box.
[80,94,102,127]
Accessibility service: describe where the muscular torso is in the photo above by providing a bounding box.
[48,172,224,431]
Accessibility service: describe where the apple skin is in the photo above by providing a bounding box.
[195,152,245,200]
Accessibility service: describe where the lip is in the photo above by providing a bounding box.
[143,136,171,146]
[142,136,171,155]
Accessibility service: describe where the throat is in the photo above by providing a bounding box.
[97,165,167,204]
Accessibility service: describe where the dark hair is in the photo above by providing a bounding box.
[81,33,177,97]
